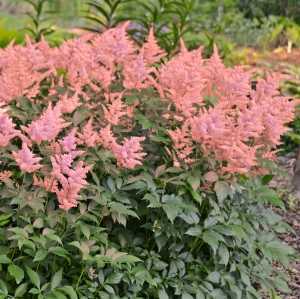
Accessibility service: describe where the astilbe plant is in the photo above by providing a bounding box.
[0,22,297,298]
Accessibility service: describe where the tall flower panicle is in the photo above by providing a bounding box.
[23,104,69,144]
[113,137,146,169]
[157,43,204,116]
[102,93,128,125]
[78,118,99,147]
[93,22,135,65]
[33,175,57,192]
[142,27,165,65]
[12,143,42,173]
[168,122,194,165]
[0,109,17,147]
[58,92,81,114]
[51,154,90,210]
[123,49,153,90]
[99,126,146,169]
[0,39,53,105]
[99,125,119,151]
[60,129,77,152]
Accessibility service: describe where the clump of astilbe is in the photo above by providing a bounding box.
[0,23,149,211]
[0,37,53,105]
[160,44,295,174]
[0,21,295,213]
[0,21,297,299]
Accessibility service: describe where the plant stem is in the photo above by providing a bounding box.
[76,267,84,291]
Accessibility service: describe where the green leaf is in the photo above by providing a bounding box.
[273,277,290,293]
[114,254,141,264]
[14,283,28,297]
[60,286,78,299]
[182,293,193,299]
[202,230,221,253]
[185,226,202,236]
[187,176,200,191]
[52,290,68,299]
[106,272,123,284]
[240,271,251,286]
[49,247,70,261]
[0,255,11,264]
[51,269,63,290]
[26,267,40,289]
[196,290,205,299]
[218,244,229,265]
[34,249,48,262]
[207,271,220,284]
[158,288,169,299]
[162,195,183,223]
[0,280,8,296]
[8,264,24,284]
[257,186,284,209]
[163,204,180,223]
[79,223,90,240]
[0,213,12,222]
[135,113,155,129]
[190,189,203,204]
[214,181,231,203]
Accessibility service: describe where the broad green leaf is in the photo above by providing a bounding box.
[158,288,169,299]
[163,204,180,223]
[257,186,284,209]
[60,286,78,299]
[15,283,28,297]
[218,244,230,265]
[51,269,63,290]
[185,226,202,236]
[214,181,231,203]
[114,254,141,264]
[106,272,123,284]
[0,255,11,264]
[196,290,205,299]
[182,293,193,299]
[0,280,8,295]
[162,195,183,223]
[202,230,221,253]
[8,264,24,284]
[26,267,40,289]
[187,176,200,191]
[52,290,68,299]
[34,249,48,262]
[273,277,290,293]
[49,247,70,260]
[207,271,221,284]
[240,271,251,286]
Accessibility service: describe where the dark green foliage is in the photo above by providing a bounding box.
[0,161,295,298]
[0,94,296,298]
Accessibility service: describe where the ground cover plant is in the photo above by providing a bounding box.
[0,23,297,298]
